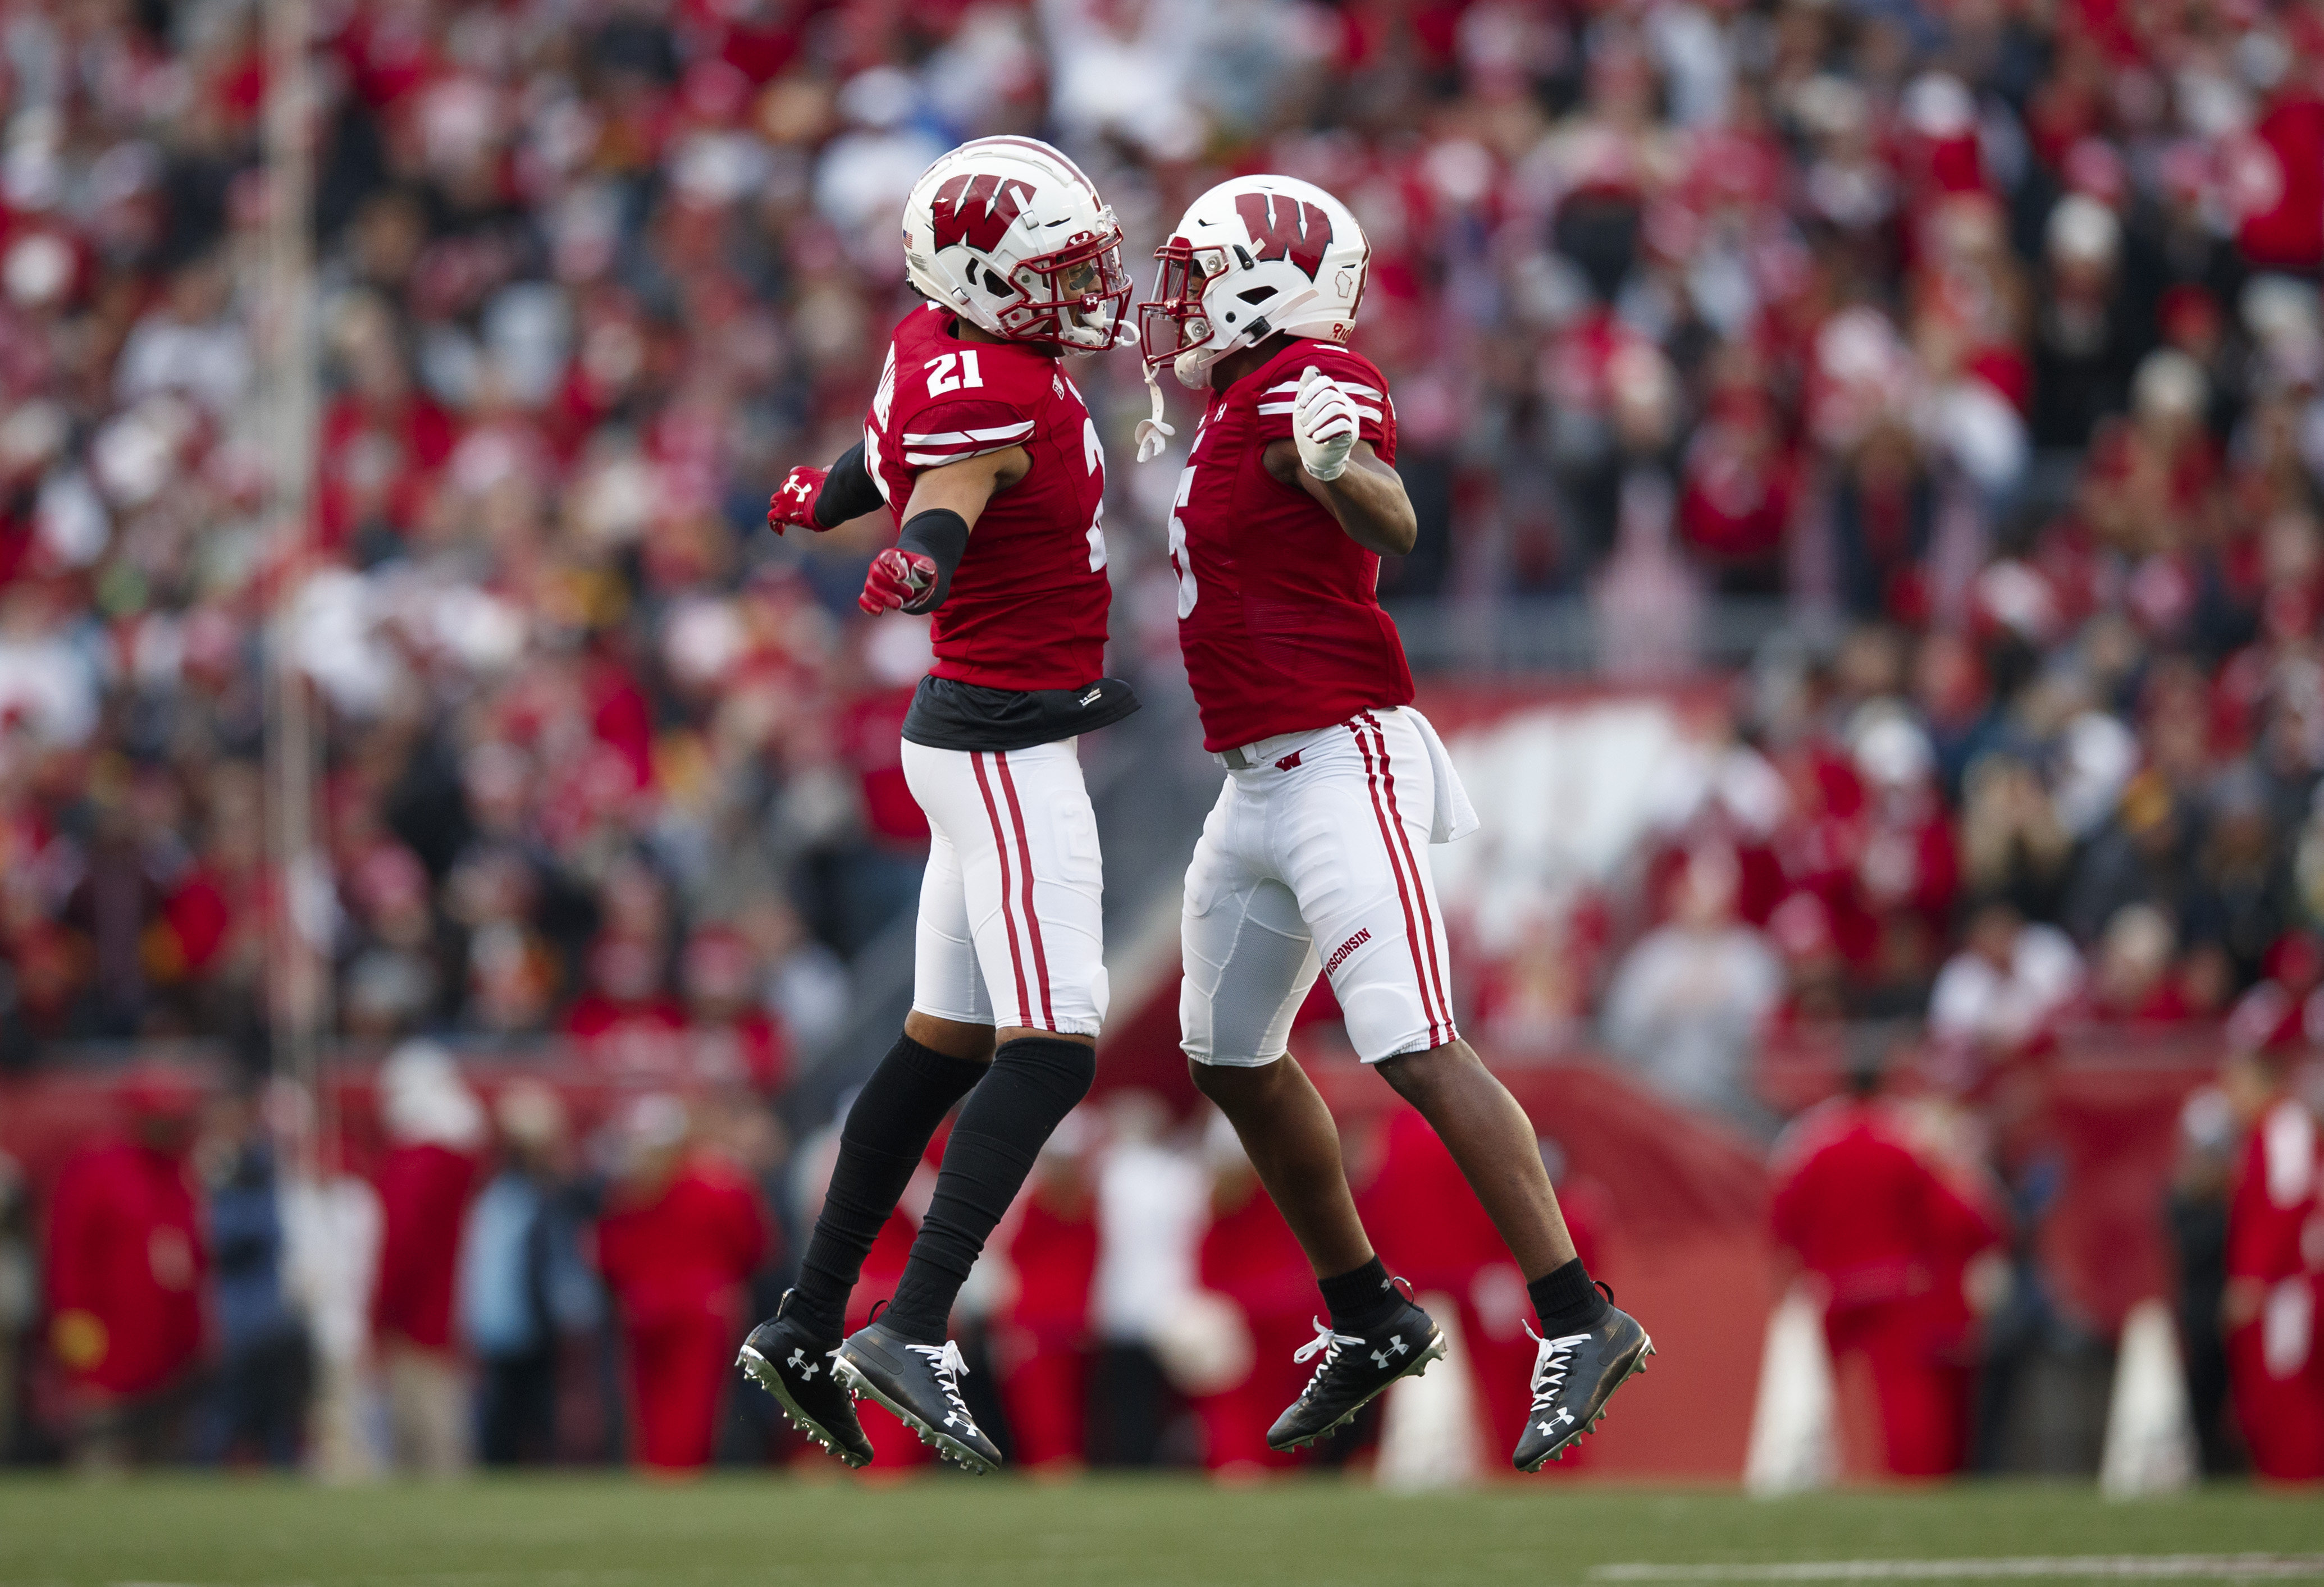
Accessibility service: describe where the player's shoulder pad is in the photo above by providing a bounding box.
[894,396,1039,469]
[1248,342,1391,429]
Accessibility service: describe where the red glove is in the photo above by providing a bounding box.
[859,548,938,615]
[766,466,827,535]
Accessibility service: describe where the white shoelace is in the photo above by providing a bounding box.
[904,1339,979,1430]
[1290,1316,1365,1402]
[1524,1320,1590,1412]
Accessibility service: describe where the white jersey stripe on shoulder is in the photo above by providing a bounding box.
[1261,379,1384,399]
[901,422,1035,445]
[1255,376,1376,395]
[1256,402,1383,422]
[903,444,1020,465]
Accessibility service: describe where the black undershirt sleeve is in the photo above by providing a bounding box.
[810,441,884,529]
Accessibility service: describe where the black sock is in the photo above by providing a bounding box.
[1529,1257,1610,1336]
[790,1033,990,1339]
[882,1036,1095,1342]
[1318,1256,1400,1335]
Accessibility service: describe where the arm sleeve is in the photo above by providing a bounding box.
[893,398,1038,474]
[1249,349,1395,459]
[813,442,885,528]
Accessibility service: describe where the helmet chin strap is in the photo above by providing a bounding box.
[1134,286,1323,464]
[1135,360,1177,463]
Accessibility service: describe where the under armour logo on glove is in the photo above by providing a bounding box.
[767,465,829,536]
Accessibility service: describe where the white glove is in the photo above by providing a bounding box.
[1292,365,1360,482]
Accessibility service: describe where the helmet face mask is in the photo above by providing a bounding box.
[994,227,1134,350]
[1139,239,1225,384]
[902,138,1131,352]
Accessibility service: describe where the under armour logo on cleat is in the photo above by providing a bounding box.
[1556,1409,1575,1426]
[1369,1337,1408,1369]
[786,1347,818,1379]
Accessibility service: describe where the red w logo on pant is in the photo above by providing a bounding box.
[932,173,1038,254]
[1234,193,1332,278]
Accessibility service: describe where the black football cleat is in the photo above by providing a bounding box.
[736,1291,874,1468]
[832,1321,1001,1473]
[1511,1297,1654,1472]
[1266,1294,1449,1452]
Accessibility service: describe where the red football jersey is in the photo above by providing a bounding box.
[865,303,1111,692]
[1168,339,1413,751]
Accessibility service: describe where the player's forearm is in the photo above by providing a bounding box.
[1263,438,1416,556]
[1310,456,1417,557]
[812,442,884,528]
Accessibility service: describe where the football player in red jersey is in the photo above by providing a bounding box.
[737,137,1137,1473]
[1135,176,1652,1472]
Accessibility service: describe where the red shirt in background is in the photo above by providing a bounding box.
[1770,1099,1999,1313]
[595,1155,769,1330]
[44,1140,205,1396]
[372,1141,481,1352]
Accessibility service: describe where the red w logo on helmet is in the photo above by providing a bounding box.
[1234,193,1332,279]
[930,173,1038,254]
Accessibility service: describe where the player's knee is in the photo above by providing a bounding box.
[1373,1035,1474,1105]
[1188,1052,1286,1110]
[995,1033,1097,1109]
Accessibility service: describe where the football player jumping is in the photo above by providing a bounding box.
[1136,175,1652,1471]
[738,137,1136,1473]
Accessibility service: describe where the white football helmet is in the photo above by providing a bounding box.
[1138,175,1371,388]
[900,136,1132,352]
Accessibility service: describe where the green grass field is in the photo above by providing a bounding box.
[1,1476,2320,1587]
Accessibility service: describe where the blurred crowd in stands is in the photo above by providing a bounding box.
[0,0,2313,1071]
[0,0,2320,1493]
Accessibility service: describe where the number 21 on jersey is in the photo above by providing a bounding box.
[925,350,984,396]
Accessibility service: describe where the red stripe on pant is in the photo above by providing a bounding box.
[1346,722,1445,1047]
[1363,711,1454,1044]
[993,751,1057,1031]
[971,752,1034,1026]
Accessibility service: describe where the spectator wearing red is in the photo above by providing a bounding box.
[372,1042,486,1475]
[1190,1118,1316,1476]
[595,1096,769,1471]
[995,1113,1099,1471]
[1770,1059,2003,1476]
[43,1064,207,1468]
[2218,987,2324,1482]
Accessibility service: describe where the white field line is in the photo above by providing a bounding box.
[1592,1561,2324,1583]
